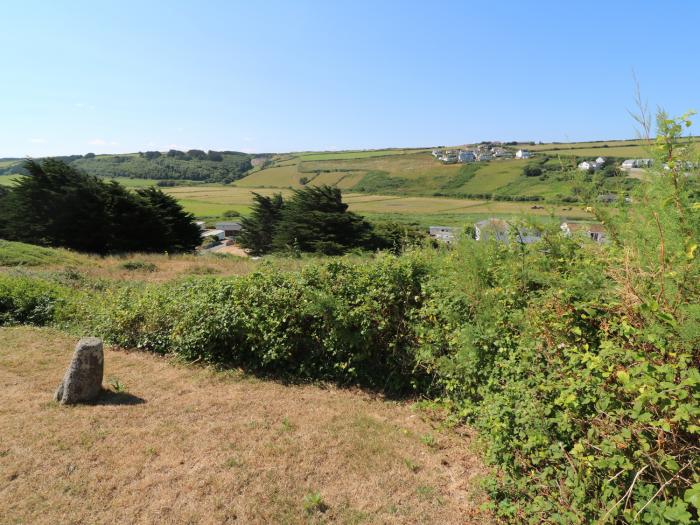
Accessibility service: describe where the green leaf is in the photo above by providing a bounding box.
[684,483,700,511]
[663,500,692,523]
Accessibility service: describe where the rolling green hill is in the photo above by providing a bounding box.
[4,137,696,209]
[232,145,647,203]
[0,151,253,184]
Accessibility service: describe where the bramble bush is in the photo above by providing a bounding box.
[85,255,429,393]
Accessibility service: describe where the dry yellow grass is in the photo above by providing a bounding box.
[0,327,491,524]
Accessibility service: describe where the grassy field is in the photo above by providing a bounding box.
[530,136,700,158]
[296,148,427,161]
[160,185,592,224]
[102,177,158,188]
[0,239,333,282]
[235,165,303,187]
[0,326,489,524]
[0,174,21,186]
[231,145,651,204]
[458,160,523,193]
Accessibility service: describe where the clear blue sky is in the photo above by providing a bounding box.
[2,0,698,157]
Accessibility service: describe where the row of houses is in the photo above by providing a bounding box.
[429,219,607,245]
[432,145,531,164]
[577,157,607,171]
[621,158,653,169]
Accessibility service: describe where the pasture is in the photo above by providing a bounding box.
[162,184,592,224]
[295,148,427,161]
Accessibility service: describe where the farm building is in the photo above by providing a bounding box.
[475,218,542,244]
[429,226,455,243]
[200,229,225,241]
[214,222,243,239]
[621,158,653,169]
[561,222,607,243]
[474,219,509,242]
[515,149,531,159]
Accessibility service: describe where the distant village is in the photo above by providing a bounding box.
[429,219,607,246]
[432,143,658,174]
[197,218,608,258]
[432,142,531,163]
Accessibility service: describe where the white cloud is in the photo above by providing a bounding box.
[88,138,107,145]
[29,137,47,144]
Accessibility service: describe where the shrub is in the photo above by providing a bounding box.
[0,274,69,326]
[120,260,157,272]
[92,255,429,393]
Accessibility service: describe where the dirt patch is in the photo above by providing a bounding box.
[0,327,491,524]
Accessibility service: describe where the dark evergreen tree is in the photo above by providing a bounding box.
[271,185,372,255]
[136,187,201,252]
[0,159,200,254]
[238,192,284,255]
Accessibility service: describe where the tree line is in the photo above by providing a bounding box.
[0,160,201,254]
[1,151,253,184]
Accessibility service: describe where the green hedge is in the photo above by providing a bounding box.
[87,256,429,393]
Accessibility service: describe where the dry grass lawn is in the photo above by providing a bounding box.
[0,327,491,524]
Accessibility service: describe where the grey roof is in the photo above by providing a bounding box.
[215,222,243,231]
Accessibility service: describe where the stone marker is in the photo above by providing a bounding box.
[54,337,104,404]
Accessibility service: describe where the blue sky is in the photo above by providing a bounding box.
[1,0,698,157]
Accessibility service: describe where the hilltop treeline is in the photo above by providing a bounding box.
[1,150,253,184]
[0,159,201,253]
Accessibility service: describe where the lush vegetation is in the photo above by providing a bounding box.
[0,150,252,184]
[1,113,698,524]
[0,159,201,254]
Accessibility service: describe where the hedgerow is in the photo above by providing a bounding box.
[85,256,429,393]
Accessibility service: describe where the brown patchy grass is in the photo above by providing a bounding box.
[0,251,316,283]
[0,327,492,524]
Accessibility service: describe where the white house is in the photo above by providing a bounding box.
[578,161,597,171]
[429,226,455,243]
[214,221,243,239]
[458,151,476,163]
[515,149,531,159]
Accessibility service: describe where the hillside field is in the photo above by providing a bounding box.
[162,185,593,225]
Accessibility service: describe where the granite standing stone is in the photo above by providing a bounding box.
[54,337,104,404]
